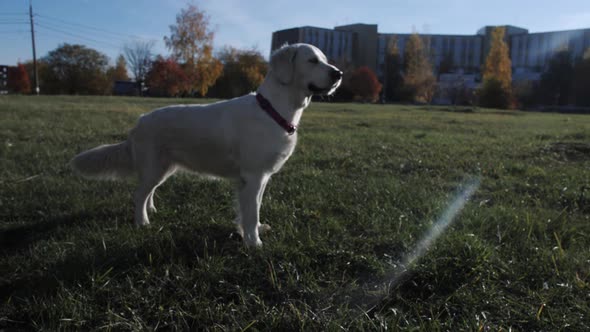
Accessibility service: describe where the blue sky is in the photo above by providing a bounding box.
[1,0,589,66]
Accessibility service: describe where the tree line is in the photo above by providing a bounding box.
[7,4,383,100]
[5,5,590,109]
[7,4,268,99]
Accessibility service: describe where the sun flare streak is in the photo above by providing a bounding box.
[355,177,481,309]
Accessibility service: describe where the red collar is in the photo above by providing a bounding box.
[256,93,297,135]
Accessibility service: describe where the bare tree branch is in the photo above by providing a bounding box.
[123,40,155,83]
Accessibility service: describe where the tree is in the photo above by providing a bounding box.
[208,46,267,98]
[479,27,512,108]
[482,27,512,89]
[403,33,436,103]
[105,55,130,94]
[123,40,154,83]
[164,4,222,96]
[572,48,590,106]
[348,66,382,102]
[22,60,48,94]
[383,36,404,102]
[41,43,110,95]
[537,48,574,106]
[478,78,511,109]
[145,56,189,97]
[108,55,130,81]
[7,63,31,94]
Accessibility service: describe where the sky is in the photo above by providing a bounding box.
[1,0,590,66]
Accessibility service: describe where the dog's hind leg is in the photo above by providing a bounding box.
[133,147,174,226]
[146,171,174,213]
[237,173,269,247]
[147,174,174,213]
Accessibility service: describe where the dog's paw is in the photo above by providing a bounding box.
[134,217,150,227]
[244,238,263,248]
[242,232,263,248]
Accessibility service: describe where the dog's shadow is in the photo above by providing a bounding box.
[0,213,88,253]
[0,212,241,303]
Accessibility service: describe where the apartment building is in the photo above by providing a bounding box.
[271,24,590,82]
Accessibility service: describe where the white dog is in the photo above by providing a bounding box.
[71,43,342,247]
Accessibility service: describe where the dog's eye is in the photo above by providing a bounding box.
[308,58,319,64]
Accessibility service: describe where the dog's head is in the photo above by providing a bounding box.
[270,43,342,96]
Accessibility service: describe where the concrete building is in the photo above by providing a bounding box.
[271,26,356,66]
[271,24,590,82]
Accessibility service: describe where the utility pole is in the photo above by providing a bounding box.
[29,0,39,95]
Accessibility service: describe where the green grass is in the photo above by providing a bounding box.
[1,95,589,331]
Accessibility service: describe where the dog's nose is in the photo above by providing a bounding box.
[331,68,343,82]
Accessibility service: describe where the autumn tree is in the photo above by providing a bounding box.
[7,63,31,94]
[383,36,404,102]
[478,26,512,108]
[208,46,267,98]
[41,43,110,95]
[572,48,590,106]
[478,78,512,109]
[165,4,222,96]
[145,56,189,97]
[23,60,47,93]
[123,40,154,83]
[349,66,382,102]
[108,55,130,81]
[403,33,436,103]
[104,55,130,94]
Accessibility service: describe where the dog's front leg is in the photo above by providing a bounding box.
[237,174,269,247]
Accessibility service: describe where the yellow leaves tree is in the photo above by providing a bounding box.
[403,33,436,103]
[107,55,130,82]
[482,27,512,89]
[165,4,222,96]
[479,26,513,108]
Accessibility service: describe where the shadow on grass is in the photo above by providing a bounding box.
[0,212,95,253]
[0,215,241,304]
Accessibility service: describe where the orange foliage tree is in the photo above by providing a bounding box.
[145,56,189,97]
[8,63,31,94]
[403,33,436,103]
[482,27,512,89]
[164,4,222,96]
[479,26,513,108]
[349,66,382,102]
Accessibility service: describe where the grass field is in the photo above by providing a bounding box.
[1,95,589,331]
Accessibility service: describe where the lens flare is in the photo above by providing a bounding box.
[351,177,481,309]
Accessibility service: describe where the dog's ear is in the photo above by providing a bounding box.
[270,44,298,85]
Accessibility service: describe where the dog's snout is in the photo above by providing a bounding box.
[331,68,343,82]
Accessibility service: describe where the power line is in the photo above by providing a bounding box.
[36,13,149,41]
[0,21,29,24]
[0,30,27,33]
[35,17,131,44]
[35,22,122,50]
[34,29,122,53]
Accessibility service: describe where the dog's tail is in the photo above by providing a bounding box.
[70,141,134,180]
